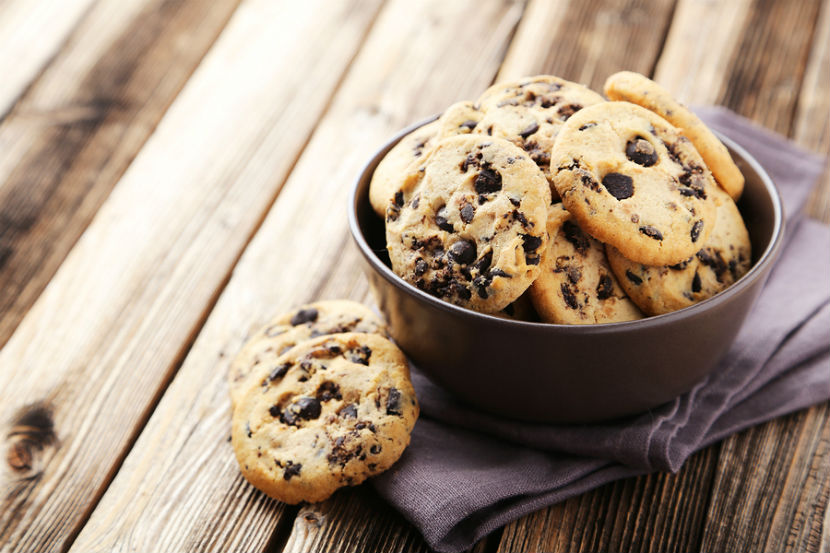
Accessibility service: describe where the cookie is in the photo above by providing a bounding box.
[551,101,718,266]
[607,186,751,315]
[232,332,418,505]
[604,71,744,200]
[529,203,642,324]
[474,75,605,197]
[369,120,441,217]
[435,100,484,137]
[385,135,550,313]
[228,300,387,408]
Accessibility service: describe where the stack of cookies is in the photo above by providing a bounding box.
[372,72,751,324]
[228,300,419,504]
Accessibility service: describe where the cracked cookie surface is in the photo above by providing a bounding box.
[607,186,751,315]
[385,135,550,313]
[551,101,717,266]
[530,203,642,324]
[232,332,418,505]
[228,300,387,408]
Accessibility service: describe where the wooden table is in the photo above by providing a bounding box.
[1,0,827,551]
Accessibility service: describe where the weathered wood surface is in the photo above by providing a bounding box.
[0,0,827,552]
[0,0,382,550]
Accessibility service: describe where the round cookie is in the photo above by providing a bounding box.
[551,101,718,266]
[474,75,605,196]
[607,186,751,315]
[529,203,642,324]
[228,300,387,408]
[386,135,550,313]
[232,332,418,505]
[369,120,441,217]
[604,71,744,200]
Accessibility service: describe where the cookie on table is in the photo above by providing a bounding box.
[232,332,418,505]
[529,203,642,324]
[386,135,550,313]
[607,186,751,315]
[551,101,718,267]
[474,75,605,197]
[228,300,387,408]
[604,71,745,200]
[369,120,441,217]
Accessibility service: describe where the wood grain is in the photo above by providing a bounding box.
[0,0,244,350]
[0,0,382,550]
[70,0,525,551]
[0,0,97,117]
[497,0,676,90]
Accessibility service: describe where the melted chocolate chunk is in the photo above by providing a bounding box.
[283,460,302,480]
[670,258,691,271]
[386,387,403,416]
[562,220,590,254]
[339,404,358,418]
[472,250,493,274]
[474,164,503,194]
[460,201,475,224]
[639,225,663,240]
[560,283,579,309]
[348,345,372,365]
[690,220,703,243]
[449,240,477,265]
[290,308,318,326]
[394,191,404,207]
[435,206,454,232]
[264,362,291,385]
[269,405,280,418]
[602,173,634,200]
[626,137,658,166]
[691,271,702,293]
[697,248,728,282]
[414,258,428,276]
[519,122,539,139]
[596,273,614,300]
[317,381,342,402]
[626,270,643,285]
[512,210,529,227]
[280,397,321,426]
[558,103,582,120]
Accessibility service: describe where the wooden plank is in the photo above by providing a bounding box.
[0,0,382,550]
[497,0,677,90]
[0,0,244,350]
[498,0,828,551]
[0,0,97,117]
[69,0,525,551]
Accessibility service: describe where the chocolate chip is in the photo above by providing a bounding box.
[245,422,252,438]
[519,122,539,139]
[692,271,702,293]
[602,173,634,200]
[269,405,281,418]
[290,308,318,326]
[639,225,663,240]
[690,220,703,243]
[449,240,476,265]
[339,404,358,418]
[435,206,454,232]
[460,201,475,224]
[626,137,658,167]
[560,283,579,309]
[386,387,403,416]
[578,122,597,131]
[567,266,581,284]
[522,234,542,254]
[596,273,614,300]
[472,250,493,274]
[558,103,582,120]
[562,220,590,254]
[670,258,691,270]
[460,119,478,130]
[508,195,521,207]
[474,165,503,194]
[370,444,382,454]
[317,381,342,402]
[414,258,428,276]
[626,270,643,285]
[410,194,420,208]
[281,397,321,425]
[489,268,512,278]
[264,362,291,385]
[394,191,404,207]
[283,461,302,481]
[348,345,372,365]
[512,210,529,227]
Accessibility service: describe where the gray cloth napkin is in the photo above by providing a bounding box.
[372,108,830,553]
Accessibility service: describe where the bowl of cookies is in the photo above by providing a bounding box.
[349,73,783,423]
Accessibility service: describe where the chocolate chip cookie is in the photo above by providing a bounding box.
[551,101,717,266]
[529,203,642,324]
[232,332,418,504]
[386,135,550,312]
[607,186,751,315]
[604,71,745,200]
[474,75,605,197]
[228,300,387,408]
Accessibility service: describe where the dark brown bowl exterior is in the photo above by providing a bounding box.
[349,120,784,423]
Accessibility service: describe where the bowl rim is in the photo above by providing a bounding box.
[348,116,785,333]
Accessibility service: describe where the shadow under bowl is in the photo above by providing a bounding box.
[348,119,784,423]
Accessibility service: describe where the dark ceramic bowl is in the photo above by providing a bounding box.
[348,118,784,423]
